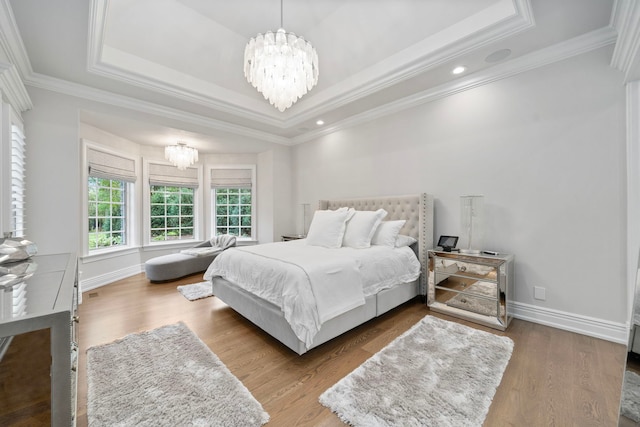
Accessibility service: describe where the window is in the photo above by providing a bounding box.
[86,145,137,253]
[215,188,252,237]
[150,185,194,241]
[147,162,199,243]
[88,177,126,249]
[210,167,255,240]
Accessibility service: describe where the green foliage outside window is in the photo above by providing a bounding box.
[88,177,126,250]
[150,186,195,241]
[215,188,252,238]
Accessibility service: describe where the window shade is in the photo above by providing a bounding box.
[210,168,252,189]
[87,147,137,182]
[10,124,25,237]
[148,163,199,188]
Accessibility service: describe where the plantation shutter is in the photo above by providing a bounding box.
[210,168,252,189]
[10,124,26,238]
[87,148,137,182]
[148,163,199,188]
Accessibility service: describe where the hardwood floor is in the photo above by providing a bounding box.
[0,272,629,426]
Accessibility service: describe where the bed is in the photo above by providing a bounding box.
[204,194,434,355]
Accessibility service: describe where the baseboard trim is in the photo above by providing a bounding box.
[80,264,144,294]
[510,301,628,345]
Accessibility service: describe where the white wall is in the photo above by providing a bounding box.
[22,87,292,290]
[293,47,627,337]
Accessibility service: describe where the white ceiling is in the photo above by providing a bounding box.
[3,0,626,153]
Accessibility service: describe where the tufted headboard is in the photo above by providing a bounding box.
[318,193,434,294]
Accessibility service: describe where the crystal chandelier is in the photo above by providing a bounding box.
[243,0,319,112]
[165,142,198,170]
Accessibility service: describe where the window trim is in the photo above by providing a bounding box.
[206,164,256,242]
[81,140,138,257]
[143,159,203,247]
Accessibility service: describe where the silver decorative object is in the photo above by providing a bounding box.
[0,237,38,264]
[0,259,37,288]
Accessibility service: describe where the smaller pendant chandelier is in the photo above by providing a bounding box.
[243,0,319,112]
[165,142,198,170]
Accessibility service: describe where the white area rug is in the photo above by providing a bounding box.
[319,315,514,427]
[621,370,640,422]
[445,281,505,317]
[177,281,213,301]
[86,322,269,427]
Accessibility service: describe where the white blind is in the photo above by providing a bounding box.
[210,168,252,189]
[87,147,137,182]
[148,163,199,188]
[10,124,25,237]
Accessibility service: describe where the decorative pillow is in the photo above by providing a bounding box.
[342,209,388,249]
[395,234,417,248]
[371,220,406,247]
[306,208,355,248]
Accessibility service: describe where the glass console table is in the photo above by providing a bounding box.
[0,253,78,426]
[428,250,514,331]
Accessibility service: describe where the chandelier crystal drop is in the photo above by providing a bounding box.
[243,3,318,112]
[165,142,198,170]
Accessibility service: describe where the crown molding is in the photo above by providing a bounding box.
[0,0,33,77]
[86,0,107,70]
[87,50,286,129]
[292,26,617,145]
[0,61,32,112]
[610,0,640,82]
[86,0,535,131]
[87,0,285,128]
[0,0,32,112]
[23,72,292,146]
[282,0,536,129]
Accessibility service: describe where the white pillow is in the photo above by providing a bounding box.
[371,220,406,247]
[306,208,355,248]
[395,234,417,248]
[342,209,388,248]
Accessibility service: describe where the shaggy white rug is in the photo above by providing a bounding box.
[319,315,514,427]
[621,370,640,422]
[87,322,269,427]
[445,281,505,317]
[177,281,213,301]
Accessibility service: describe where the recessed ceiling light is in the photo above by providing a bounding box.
[316,119,325,126]
[452,66,466,75]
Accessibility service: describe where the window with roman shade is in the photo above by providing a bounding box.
[148,162,199,242]
[210,168,252,189]
[87,147,137,183]
[87,146,136,251]
[149,163,199,188]
[210,167,254,240]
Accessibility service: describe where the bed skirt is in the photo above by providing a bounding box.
[211,277,419,355]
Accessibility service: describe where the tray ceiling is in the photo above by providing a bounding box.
[4,0,621,151]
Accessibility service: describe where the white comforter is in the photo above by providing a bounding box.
[203,239,421,348]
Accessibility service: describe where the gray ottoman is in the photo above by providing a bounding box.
[144,252,218,282]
